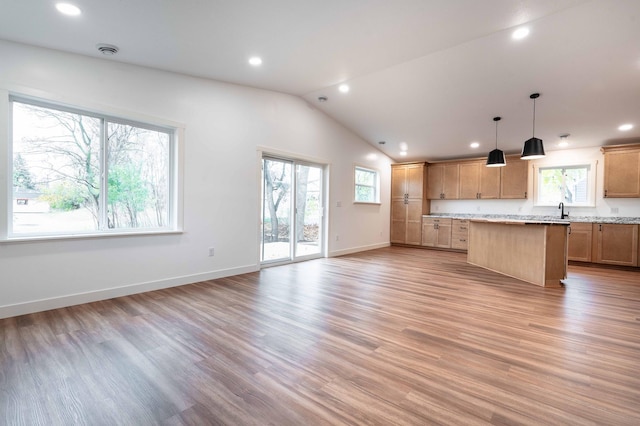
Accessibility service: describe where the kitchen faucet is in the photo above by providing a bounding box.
[559,202,569,219]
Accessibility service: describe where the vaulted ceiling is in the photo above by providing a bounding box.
[2,0,639,161]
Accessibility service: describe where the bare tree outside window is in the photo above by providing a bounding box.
[11,100,172,235]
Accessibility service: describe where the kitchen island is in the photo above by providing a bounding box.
[467,219,569,287]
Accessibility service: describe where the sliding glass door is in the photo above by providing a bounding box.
[261,157,324,264]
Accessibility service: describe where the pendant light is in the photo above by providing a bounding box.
[521,93,545,160]
[486,116,506,167]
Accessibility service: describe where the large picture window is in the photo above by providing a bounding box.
[10,97,176,237]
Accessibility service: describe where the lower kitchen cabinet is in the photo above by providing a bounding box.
[422,217,452,248]
[592,223,639,266]
[451,219,469,250]
[568,222,592,262]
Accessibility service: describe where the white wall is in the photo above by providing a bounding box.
[0,40,392,318]
[431,147,640,218]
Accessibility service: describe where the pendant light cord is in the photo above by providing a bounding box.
[532,97,536,138]
[495,120,498,149]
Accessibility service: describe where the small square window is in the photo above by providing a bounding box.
[354,166,380,203]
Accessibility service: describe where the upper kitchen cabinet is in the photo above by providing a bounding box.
[391,163,428,245]
[500,156,529,199]
[602,144,640,198]
[427,163,459,200]
[459,160,500,199]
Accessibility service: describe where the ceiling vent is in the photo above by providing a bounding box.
[96,43,119,55]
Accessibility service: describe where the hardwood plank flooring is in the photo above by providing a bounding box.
[2,246,640,425]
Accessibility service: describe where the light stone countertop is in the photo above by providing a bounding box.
[422,213,640,225]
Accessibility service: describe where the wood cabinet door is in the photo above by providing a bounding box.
[427,165,444,199]
[458,162,480,199]
[603,150,640,198]
[568,223,592,262]
[390,200,407,244]
[421,220,437,246]
[479,166,501,199]
[593,223,639,266]
[405,199,424,245]
[435,221,452,248]
[443,164,460,199]
[406,164,425,199]
[500,157,529,199]
[391,166,407,199]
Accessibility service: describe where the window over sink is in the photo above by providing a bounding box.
[533,162,596,207]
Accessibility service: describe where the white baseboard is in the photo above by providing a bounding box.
[0,264,259,319]
[328,242,390,258]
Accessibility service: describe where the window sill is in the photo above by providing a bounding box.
[1,229,183,244]
[353,201,382,205]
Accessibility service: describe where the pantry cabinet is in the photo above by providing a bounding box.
[391,163,428,245]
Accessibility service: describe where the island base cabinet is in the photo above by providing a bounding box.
[468,221,567,287]
[592,223,638,266]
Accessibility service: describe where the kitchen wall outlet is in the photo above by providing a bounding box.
[476,206,481,212]
[336,201,342,207]
[336,235,340,241]
[611,207,619,214]
[208,247,215,256]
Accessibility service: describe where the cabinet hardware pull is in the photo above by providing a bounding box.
[568,226,571,235]
[604,189,607,197]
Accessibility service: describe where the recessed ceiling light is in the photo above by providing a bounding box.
[618,123,633,131]
[399,142,408,151]
[399,151,407,157]
[55,3,81,16]
[470,142,480,149]
[338,84,350,93]
[512,27,529,40]
[248,57,262,66]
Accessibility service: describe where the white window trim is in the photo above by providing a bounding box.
[353,165,381,205]
[2,93,184,242]
[533,160,597,207]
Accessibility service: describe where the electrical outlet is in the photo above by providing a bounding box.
[611,207,619,214]
[336,201,342,207]
[336,235,340,241]
[476,206,481,212]
[208,247,215,256]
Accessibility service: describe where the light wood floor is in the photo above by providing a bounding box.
[2,247,640,425]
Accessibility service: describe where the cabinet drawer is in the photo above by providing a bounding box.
[451,219,469,239]
[451,237,468,250]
